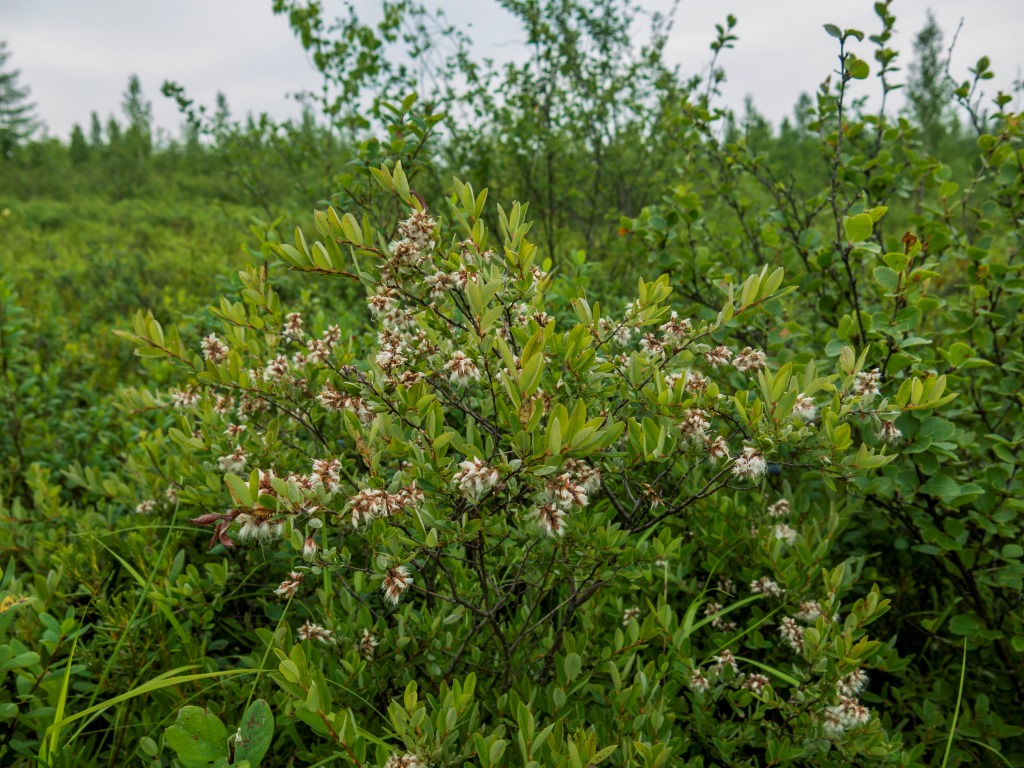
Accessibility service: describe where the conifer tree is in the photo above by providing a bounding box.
[0,42,41,158]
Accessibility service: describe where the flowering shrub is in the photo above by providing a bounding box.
[112,160,957,765]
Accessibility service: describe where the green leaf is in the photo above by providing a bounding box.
[165,707,229,768]
[234,699,274,765]
[948,614,981,636]
[824,23,842,38]
[844,213,873,243]
[873,266,899,292]
[563,652,582,682]
[920,475,960,502]
[848,57,870,79]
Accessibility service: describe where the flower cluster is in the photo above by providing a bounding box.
[452,458,499,501]
[732,446,767,480]
[348,483,422,526]
[444,350,481,387]
[201,333,230,364]
[274,571,304,599]
[297,622,334,644]
[381,565,414,605]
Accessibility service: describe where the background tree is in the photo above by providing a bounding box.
[68,123,89,164]
[905,11,956,152]
[0,41,41,158]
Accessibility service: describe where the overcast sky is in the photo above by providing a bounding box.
[3,0,1021,141]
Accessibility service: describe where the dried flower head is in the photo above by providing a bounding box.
[704,345,733,367]
[297,621,334,644]
[792,393,817,420]
[690,668,710,693]
[384,754,424,768]
[707,435,730,461]
[135,499,157,515]
[284,312,304,338]
[381,565,413,605]
[732,446,767,480]
[750,576,785,597]
[877,420,902,443]
[743,673,770,695]
[201,334,230,364]
[838,669,869,697]
[444,350,481,387]
[733,346,767,373]
[773,523,798,546]
[545,473,588,509]
[274,571,304,599]
[535,503,566,537]
[778,616,804,652]
[358,628,379,660]
[853,368,881,399]
[453,458,499,501]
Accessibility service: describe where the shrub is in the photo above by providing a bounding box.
[112,155,958,765]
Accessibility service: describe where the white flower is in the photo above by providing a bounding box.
[712,648,739,674]
[562,459,602,492]
[218,448,247,474]
[853,368,881,399]
[452,458,499,501]
[170,386,201,409]
[792,393,817,420]
[302,535,319,558]
[731,446,767,479]
[274,571,304,599]
[838,669,869,697]
[778,616,804,652]
[768,498,791,518]
[235,513,283,543]
[135,499,156,515]
[612,324,632,346]
[544,473,588,509]
[381,565,413,605]
[639,333,665,357]
[284,312,304,338]
[201,334,230,364]
[685,370,710,394]
[368,289,398,316]
[622,607,641,626]
[659,311,692,344]
[704,345,732,367]
[795,600,823,623]
[297,622,334,644]
[535,503,566,537]
[750,577,785,597]
[706,435,730,461]
[263,355,289,382]
[384,753,424,768]
[733,346,767,373]
[444,351,481,387]
[358,628,379,660]
[743,673,770,695]
[690,668,710,693]
[398,210,436,249]
[877,420,902,443]
[773,523,798,546]
[680,408,710,441]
